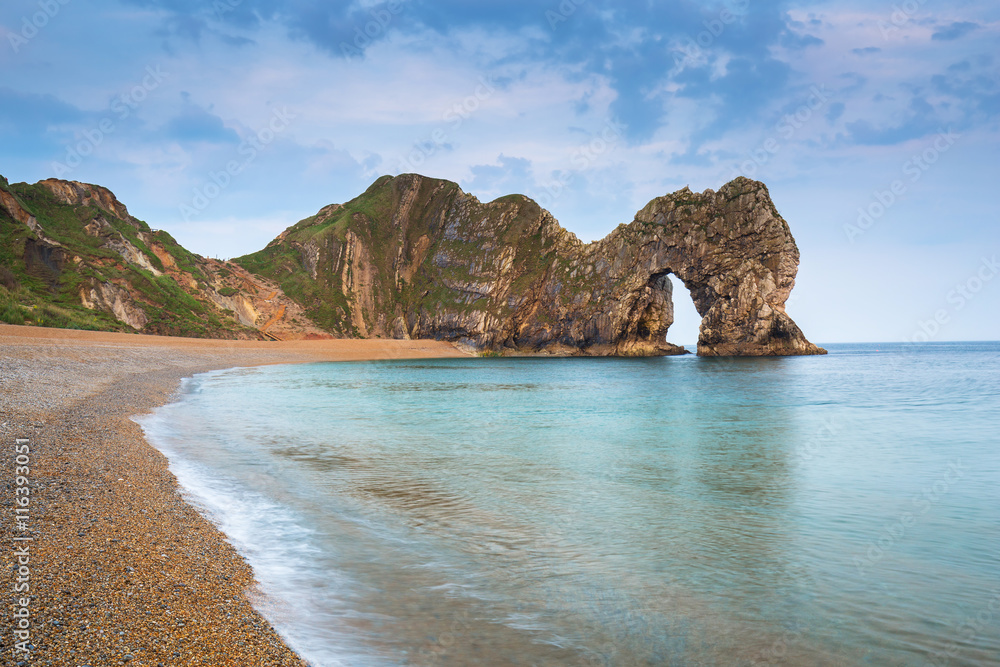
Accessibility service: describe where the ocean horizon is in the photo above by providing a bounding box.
[136,341,1000,666]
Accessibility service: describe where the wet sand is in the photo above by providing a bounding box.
[0,324,467,666]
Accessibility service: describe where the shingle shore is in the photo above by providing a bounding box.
[0,324,466,666]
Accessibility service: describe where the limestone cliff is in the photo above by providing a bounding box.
[238,174,825,356]
[2,170,823,355]
[0,175,327,339]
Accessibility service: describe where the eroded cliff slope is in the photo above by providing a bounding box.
[0,175,327,339]
[237,174,825,356]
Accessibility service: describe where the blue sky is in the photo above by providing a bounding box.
[1,0,997,344]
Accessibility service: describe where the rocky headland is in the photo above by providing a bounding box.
[1,171,824,356]
[239,174,825,356]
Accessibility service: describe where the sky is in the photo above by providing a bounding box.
[1,0,997,345]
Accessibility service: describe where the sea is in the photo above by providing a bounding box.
[135,342,1000,666]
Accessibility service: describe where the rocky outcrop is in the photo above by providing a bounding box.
[38,178,131,221]
[80,281,149,330]
[3,170,823,354]
[1,187,63,248]
[200,257,328,339]
[585,181,823,356]
[0,187,36,226]
[105,232,164,276]
[0,175,329,339]
[240,174,825,356]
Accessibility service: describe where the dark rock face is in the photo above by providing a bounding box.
[23,238,67,289]
[240,174,825,356]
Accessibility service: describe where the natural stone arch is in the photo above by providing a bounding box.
[631,180,822,356]
[245,173,825,356]
[491,177,825,356]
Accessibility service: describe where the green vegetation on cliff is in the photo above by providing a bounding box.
[234,174,563,341]
[0,176,247,337]
[234,173,823,356]
[0,171,824,356]
[0,180,114,330]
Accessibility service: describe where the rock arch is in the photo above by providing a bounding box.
[244,174,826,356]
[494,177,825,356]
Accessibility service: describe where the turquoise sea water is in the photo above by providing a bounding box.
[137,342,1000,666]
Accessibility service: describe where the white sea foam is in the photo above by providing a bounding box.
[136,396,393,667]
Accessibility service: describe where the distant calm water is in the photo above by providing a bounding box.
[137,342,1000,666]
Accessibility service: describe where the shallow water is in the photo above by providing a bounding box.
[137,342,1000,666]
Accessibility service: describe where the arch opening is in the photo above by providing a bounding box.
[666,274,703,348]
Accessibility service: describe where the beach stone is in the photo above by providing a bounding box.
[2,329,420,666]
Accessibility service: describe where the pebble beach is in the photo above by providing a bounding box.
[0,324,465,666]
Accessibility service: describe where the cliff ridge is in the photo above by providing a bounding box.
[237,174,825,356]
[0,175,329,339]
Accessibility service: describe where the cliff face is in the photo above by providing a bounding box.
[238,174,824,356]
[2,171,823,355]
[0,175,327,339]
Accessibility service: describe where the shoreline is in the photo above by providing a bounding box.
[0,324,467,666]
